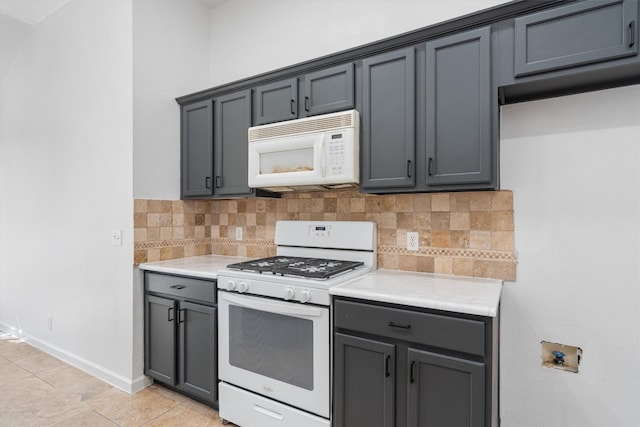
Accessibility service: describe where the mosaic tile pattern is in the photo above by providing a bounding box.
[133,199,212,263]
[133,190,517,280]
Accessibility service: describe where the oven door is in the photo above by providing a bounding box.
[218,291,330,418]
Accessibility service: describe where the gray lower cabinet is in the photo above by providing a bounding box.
[333,298,496,427]
[361,47,416,190]
[334,333,395,427]
[145,295,176,384]
[144,272,218,406]
[303,63,355,117]
[213,90,253,197]
[254,77,298,125]
[181,99,213,198]
[407,349,485,427]
[514,0,638,77]
[425,26,493,188]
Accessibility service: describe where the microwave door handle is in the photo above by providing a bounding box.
[221,293,324,318]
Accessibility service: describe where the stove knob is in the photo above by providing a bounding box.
[284,288,295,300]
[237,281,249,293]
[300,289,311,303]
[226,279,237,291]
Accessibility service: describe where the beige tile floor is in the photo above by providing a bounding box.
[0,331,228,426]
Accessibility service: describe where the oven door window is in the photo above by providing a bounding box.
[229,305,313,390]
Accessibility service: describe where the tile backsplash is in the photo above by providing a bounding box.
[134,190,516,280]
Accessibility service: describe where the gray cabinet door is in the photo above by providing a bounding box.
[425,27,492,186]
[361,47,416,190]
[179,301,217,404]
[407,348,485,427]
[181,100,214,197]
[255,78,298,125]
[514,0,639,77]
[214,90,253,197]
[303,63,355,116]
[333,333,395,427]
[144,295,176,385]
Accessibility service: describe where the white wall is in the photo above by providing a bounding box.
[500,86,640,426]
[208,0,507,86]
[0,0,138,391]
[133,0,211,200]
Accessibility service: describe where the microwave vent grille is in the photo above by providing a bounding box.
[249,110,355,142]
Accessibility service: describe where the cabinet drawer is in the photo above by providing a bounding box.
[334,300,485,356]
[145,272,216,304]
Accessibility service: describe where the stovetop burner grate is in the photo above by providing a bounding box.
[227,256,364,280]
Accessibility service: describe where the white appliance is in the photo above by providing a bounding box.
[217,220,377,427]
[247,109,360,192]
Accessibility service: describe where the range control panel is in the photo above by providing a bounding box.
[308,224,331,237]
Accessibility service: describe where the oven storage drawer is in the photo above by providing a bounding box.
[145,272,215,304]
[334,299,485,356]
[219,382,330,427]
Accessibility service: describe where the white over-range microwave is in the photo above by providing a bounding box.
[247,109,359,192]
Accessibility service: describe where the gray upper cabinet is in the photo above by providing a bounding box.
[214,90,253,197]
[303,63,355,116]
[181,100,213,198]
[254,78,298,125]
[514,0,638,77]
[425,26,492,187]
[176,0,640,196]
[361,47,416,190]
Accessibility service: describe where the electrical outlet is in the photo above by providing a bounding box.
[47,315,53,330]
[236,227,243,241]
[407,231,419,251]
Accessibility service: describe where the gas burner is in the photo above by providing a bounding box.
[227,256,364,280]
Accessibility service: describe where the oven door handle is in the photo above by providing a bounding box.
[221,293,324,318]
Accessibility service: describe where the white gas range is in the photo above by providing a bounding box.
[217,220,377,427]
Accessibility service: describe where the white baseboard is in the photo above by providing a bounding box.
[0,321,152,394]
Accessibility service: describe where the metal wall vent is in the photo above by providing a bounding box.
[248,110,356,142]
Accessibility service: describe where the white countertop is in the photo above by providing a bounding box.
[330,269,502,317]
[138,255,250,280]
[139,256,502,316]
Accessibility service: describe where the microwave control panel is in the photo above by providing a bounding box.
[327,132,346,176]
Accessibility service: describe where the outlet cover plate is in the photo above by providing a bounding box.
[407,232,419,251]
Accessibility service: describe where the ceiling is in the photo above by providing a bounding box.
[0,0,69,25]
[0,0,228,85]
